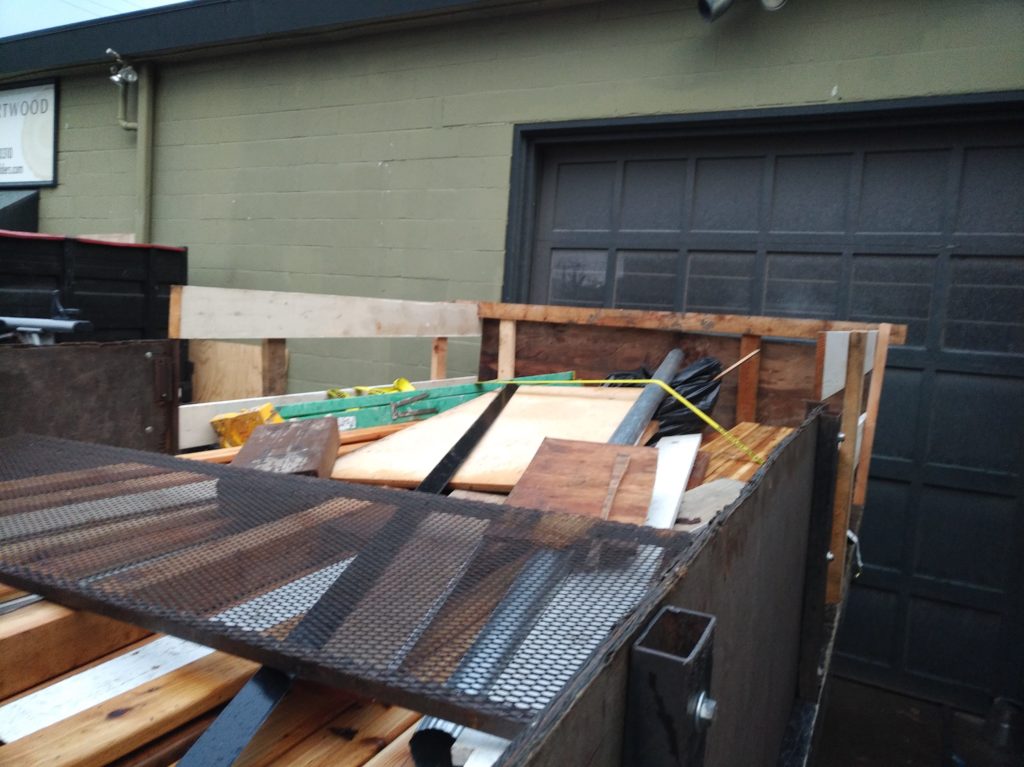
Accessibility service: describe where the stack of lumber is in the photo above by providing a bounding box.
[0,595,423,766]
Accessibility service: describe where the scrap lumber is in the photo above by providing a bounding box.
[0,652,257,766]
[0,601,150,700]
[505,439,658,525]
[188,340,265,403]
[646,434,702,528]
[826,331,869,604]
[179,423,415,464]
[266,702,419,766]
[853,324,893,508]
[231,681,358,766]
[736,335,762,422]
[331,386,642,492]
[170,286,480,340]
[699,423,794,484]
[232,419,340,478]
[477,302,908,343]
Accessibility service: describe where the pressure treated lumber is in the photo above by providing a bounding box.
[0,651,257,767]
[505,439,658,525]
[331,386,642,491]
[699,423,795,484]
[478,302,908,344]
[171,286,480,339]
[0,601,150,700]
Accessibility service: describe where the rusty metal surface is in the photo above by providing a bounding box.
[0,434,693,736]
[0,340,179,453]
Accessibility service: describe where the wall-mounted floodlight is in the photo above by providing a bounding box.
[106,48,138,85]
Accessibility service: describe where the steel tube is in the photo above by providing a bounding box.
[608,348,684,445]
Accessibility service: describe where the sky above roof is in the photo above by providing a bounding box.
[1,0,189,38]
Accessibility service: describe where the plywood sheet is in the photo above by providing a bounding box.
[505,438,658,525]
[331,386,642,492]
[189,340,264,402]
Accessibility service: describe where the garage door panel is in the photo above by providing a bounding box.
[944,256,1024,355]
[914,486,1016,592]
[614,250,677,309]
[770,153,852,233]
[764,252,841,318]
[926,372,1022,473]
[859,478,911,571]
[549,248,608,305]
[955,146,1024,234]
[871,367,923,460]
[857,150,950,234]
[850,254,936,347]
[621,159,688,231]
[553,161,616,231]
[905,599,1002,690]
[836,585,900,665]
[692,156,763,232]
[685,251,756,312]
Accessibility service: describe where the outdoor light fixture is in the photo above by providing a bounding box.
[698,0,733,21]
[106,48,138,85]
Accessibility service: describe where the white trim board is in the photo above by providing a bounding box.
[818,330,878,400]
[172,286,481,340]
[178,375,477,449]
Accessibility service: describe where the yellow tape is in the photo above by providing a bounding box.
[495,378,765,464]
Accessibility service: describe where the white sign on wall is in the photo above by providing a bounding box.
[0,82,57,187]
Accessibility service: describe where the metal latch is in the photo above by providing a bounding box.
[624,606,717,767]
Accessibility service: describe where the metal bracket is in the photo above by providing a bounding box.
[846,529,863,578]
[624,606,717,767]
[391,392,439,420]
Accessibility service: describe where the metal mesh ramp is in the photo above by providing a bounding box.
[0,435,692,735]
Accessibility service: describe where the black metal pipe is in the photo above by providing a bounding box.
[608,348,684,446]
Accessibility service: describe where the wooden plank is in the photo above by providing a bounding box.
[189,340,264,403]
[478,302,908,344]
[168,284,182,339]
[262,339,288,396]
[0,652,257,767]
[448,489,507,504]
[736,334,762,422]
[646,434,702,528]
[686,451,710,490]
[359,720,418,767]
[430,337,448,380]
[267,702,419,766]
[172,286,480,340]
[853,323,892,508]
[0,602,151,702]
[332,386,642,492]
[497,319,516,380]
[505,439,658,525]
[232,419,340,478]
[826,330,868,604]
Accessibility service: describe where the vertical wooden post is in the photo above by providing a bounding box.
[168,285,182,339]
[853,325,891,508]
[736,334,762,423]
[826,331,868,604]
[497,320,516,380]
[261,338,288,396]
[430,337,448,380]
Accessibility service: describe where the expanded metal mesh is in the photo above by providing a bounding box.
[0,435,692,733]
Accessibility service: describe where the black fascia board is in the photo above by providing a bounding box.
[0,0,507,80]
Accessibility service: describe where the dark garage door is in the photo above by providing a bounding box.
[515,108,1024,711]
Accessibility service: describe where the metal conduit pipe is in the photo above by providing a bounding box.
[608,348,685,446]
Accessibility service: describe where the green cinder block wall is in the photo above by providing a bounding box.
[38,0,1024,391]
